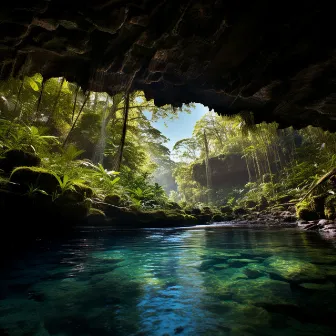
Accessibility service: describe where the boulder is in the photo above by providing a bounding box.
[324,195,336,220]
[264,256,326,283]
[104,194,122,206]
[212,213,224,222]
[0,149,41,175]
[9,166,59,194]
[296,202,319,221]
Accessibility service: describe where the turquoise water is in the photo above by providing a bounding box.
[1,226,336,336]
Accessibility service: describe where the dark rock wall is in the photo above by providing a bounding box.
[0,1,336,130]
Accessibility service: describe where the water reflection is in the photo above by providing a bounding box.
[0,227,336,335]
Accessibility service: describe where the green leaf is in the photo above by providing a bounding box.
[26,78,39,91]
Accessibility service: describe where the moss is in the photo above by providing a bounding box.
[296,200,319,220]
[104,194,122,206]
[220,205,232,214]
[73,182,94,198]
[54,196,91,221]
[86,208,107,225]
[202,206,212,214]
[0,149,41,175]
[183,214,197,222]
[233,207,248,216]
[197,213,212,224]
[324,195,336,219]
[258,196,269,210]
[10,166,59,194]
[191,207,202,215]
[212,213,224,222]
[89,208,106,217]
[276,195,293,204]
[166,201,181,209]
[264,256,326,282]
[244,200,257,208]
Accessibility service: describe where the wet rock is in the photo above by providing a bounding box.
[243,267,265,279]
[213,263,229,270]
[324,195,336,220]
[299,282,335,290]
[191,208,201,216]
[174,326,184,334]
[228,277,293,305]
[264,256,326,283]
[212,213,224,222]
[27,291,45,302]
[318,219,329,226]
[320,224,336,231]
[227,259,256,268]
[104,194,122,206]
[280,211,296,222]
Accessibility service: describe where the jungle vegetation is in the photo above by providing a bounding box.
[1,73,336,221]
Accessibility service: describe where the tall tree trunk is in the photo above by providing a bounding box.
[245,155,252,181]
[14,78,25,118]
[47,77,64,126]
[114,92,130,171]
[62,90,90,147]
[71,85,80,122]
[34,79,45,121]
[203,129,212,203]
[92,94,109,164]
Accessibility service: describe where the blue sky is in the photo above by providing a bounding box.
[147,103,209,151]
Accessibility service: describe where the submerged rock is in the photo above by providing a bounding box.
[227,259,256,268]
[299,282,335,290]
[264,256,326,283]
[228,277,293,305]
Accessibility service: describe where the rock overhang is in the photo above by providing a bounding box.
[0,0,335,130]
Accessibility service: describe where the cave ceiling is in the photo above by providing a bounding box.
[0,1,336,130]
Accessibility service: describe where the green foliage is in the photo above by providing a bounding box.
[296,200,319,221]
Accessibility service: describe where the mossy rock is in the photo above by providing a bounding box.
[202,206,212,214]
[166,202,181,210]
[89,208,106,216]
[324,195,336,220]
[220,205,232,214]
[10,166,59,194]
[222,214,235,221]
[86,208,107,225]
[197,213,212,224]
[212,213,224,222]
[233,207,248,216]
[0,149,41,175]
[55,199,91,221]
[104,194,122,206]
[244,200,257,208]
[138,210,167,221]
[191,208,202,215]
[264,256,326,283]
[73,182,94,198]
[296,201,319,220]
[183,214,197,224]
[258,196,269,210]
[277,195,293,204]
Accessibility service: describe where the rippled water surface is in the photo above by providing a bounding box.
[1,226,336,336]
